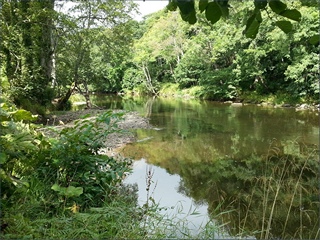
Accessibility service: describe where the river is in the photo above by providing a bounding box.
[78,95,319,239]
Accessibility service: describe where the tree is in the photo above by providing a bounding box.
[132,11,189,94]
[55,0,137,109]
[1,0,56,109]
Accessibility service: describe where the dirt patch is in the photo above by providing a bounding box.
[40,109,153,156]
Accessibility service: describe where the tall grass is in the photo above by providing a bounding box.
[213,140,320,239]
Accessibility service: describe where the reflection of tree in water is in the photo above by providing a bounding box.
[176,148,319,239]
[177,179,206,207]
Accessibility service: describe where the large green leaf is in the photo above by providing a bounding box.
[51,184,83,197]
[244,11,261,38]
[205,2,222,25]
[177,0,197,24]
[280,9,302,21]
[216,0,229,17]
[254,0,267,9]
[10,109,38,122]
[275,20,293,33]
[199,0,208,13]
[269,0,287,14]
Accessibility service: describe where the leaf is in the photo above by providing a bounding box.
[51,184,83,197]
[199,0,208,13]
[309,35,320,45]
[51,183,61,192]
[0,153,7,164]
[80,113,91,119]
[166,0,178,11]
[275,20,293,33]
[269,0,287,14]
[10,109,38,122]
[279,9,302,22]
[205,2,222,25]
[65,186,83,197]
[255,9,262,23]
[216,0,229,17]
[244,12,261,39]
[177,0,197,24]
[254,0,267,9]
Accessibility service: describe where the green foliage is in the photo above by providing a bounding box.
[122,67,145,91]
[198,68,238,100]
[1,192,143,239]
[176,143,319,239]
[0,99,44,211]
[1,0,56,108]
[54,1,137,108]
[168,0,304,38]
[39,111,132,209]
[121,2,318,103]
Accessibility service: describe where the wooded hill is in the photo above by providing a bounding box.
[1,0,318,113]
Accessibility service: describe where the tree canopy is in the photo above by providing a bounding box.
[167,0,319,41]
[0,0,318,113]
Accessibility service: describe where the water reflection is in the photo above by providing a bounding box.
[89,95,319,238]
[124,159,211,237]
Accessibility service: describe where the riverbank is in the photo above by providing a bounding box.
[123,83,319,112]
[41,109,153,156]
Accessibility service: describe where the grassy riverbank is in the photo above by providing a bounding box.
[0,97,219,239]
[123,83,319,109]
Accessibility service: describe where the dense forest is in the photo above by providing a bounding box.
[0,0,319,238]
[1,0,319,114]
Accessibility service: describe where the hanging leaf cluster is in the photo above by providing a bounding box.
[167,0,304,39]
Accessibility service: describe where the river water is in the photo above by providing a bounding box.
[81,95,319,239]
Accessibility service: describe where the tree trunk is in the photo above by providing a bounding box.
[39,0,55,88]
[76,82,92,109]
[142,63,156,94]
[56,84,74,110]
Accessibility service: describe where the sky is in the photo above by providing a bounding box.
[135,1,168,21]
[55,1,168,21]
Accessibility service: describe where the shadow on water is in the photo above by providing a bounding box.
[90,95,320,239]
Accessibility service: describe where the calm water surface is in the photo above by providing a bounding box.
[88,95,319,239]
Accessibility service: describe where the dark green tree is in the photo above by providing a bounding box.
[1,0,56,109]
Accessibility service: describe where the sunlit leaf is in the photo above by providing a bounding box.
[275,20,293,33]
[205,2,222,25]
[51,184,83,197]
[51,183,61,192]
[65,186,83,197]
[269,0,287,14]
[280,9,302,21]
[10,109,38,122]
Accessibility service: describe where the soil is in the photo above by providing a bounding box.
[40,109,153,157]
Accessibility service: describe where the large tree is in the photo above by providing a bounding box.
[1,0,56,107]
[55,0,137,109]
